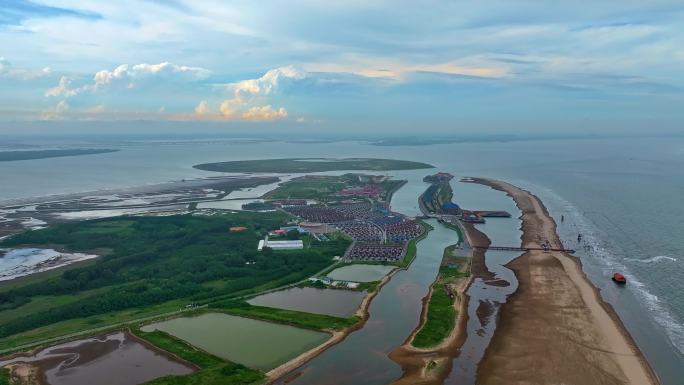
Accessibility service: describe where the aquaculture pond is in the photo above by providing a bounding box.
[0,332,193,385]
[326,264,395,282]
[278,218,455,385]
[247,287,366,317]
[141,312,330,370]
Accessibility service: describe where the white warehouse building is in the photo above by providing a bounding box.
[257,239,304,251]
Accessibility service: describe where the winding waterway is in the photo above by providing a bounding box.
[280,218,454,384]
[0,332,193,385]
[2,137,683,383]
[280,172,524,384]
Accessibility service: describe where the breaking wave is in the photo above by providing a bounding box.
[625,255,678,264]
[513,179,684,355]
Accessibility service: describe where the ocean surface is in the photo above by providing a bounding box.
[1,135,683,384]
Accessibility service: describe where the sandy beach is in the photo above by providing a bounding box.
[470,178,660,385]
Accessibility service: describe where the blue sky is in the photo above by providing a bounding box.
[0,0,683,133]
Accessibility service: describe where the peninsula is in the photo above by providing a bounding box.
[0,149,119,162]
[193,158,434,173]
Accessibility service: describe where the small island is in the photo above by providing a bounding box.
[0,149,119,162]
[193,158,434,173]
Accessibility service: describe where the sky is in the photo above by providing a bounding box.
[0,0,683,134]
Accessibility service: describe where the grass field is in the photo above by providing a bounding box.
[210,302,360,331]
[193,158,433,173]
[265,175,350,200]
[132,327,265,385]
[412,283,456,348]
[263,174,407,203]
[0,368,9,385]
[0,212,349,351]
[411,239,470,349]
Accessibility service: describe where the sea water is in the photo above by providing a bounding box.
[1,135,683,384]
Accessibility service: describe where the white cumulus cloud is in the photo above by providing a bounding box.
[241,105,288,121]
[45,61,211,98]
[192,66,302,121]
[45,76,79,97]
[194,100,210,115]
[229,65,305,102]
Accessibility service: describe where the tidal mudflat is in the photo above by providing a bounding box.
[141,312,330,370]
[326,264,395,282]
[0,331,193,385]
[248,287,366,317]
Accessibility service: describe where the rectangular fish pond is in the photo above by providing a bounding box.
[141,312,330,370]
[326,264,395,282]
[247,287,366,317]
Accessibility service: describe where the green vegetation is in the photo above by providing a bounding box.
[0,368,9,385]
[210,301,360,331]
[264,174,406,202]
[439,221,464,244]
[241,201,276,211]
[400,220,434,268]
[0,148,119,162]
[193,158,433,173]
[0,212,350,347]
[133,327,265,385]
[412,282,456,348]
[411,242,470,349]
[133,327,224,368]
[421,182,454,215]
[357,280,381,292]
[143,364,264,385]
[266,175,351,200]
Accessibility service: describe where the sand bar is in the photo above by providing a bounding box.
[469,178,659,385]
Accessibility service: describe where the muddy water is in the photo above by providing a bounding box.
[443,181,522,384]
[326,264,395,283]
[279,219,457,385]
[141,312,329,370]
[0,332,193,385]
[444,250,519,384]
[247,287,366,317]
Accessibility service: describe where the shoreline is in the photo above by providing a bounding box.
[468,177,660,385]
[264,225,434,383]
[386,221,492,385]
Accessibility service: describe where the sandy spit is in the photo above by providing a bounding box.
[386,222,493,385]
[469,178,660,385]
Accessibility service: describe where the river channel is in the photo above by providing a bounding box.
[281,173,523,385]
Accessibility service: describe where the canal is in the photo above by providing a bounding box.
[281,173,523,385]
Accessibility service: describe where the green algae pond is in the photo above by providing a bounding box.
[326,264,395,282]
[140,313,330,370]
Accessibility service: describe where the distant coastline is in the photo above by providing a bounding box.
[193,158,434,173]
[0,149,119,162]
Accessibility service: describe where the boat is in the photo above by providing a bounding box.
[612,272,627,284]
